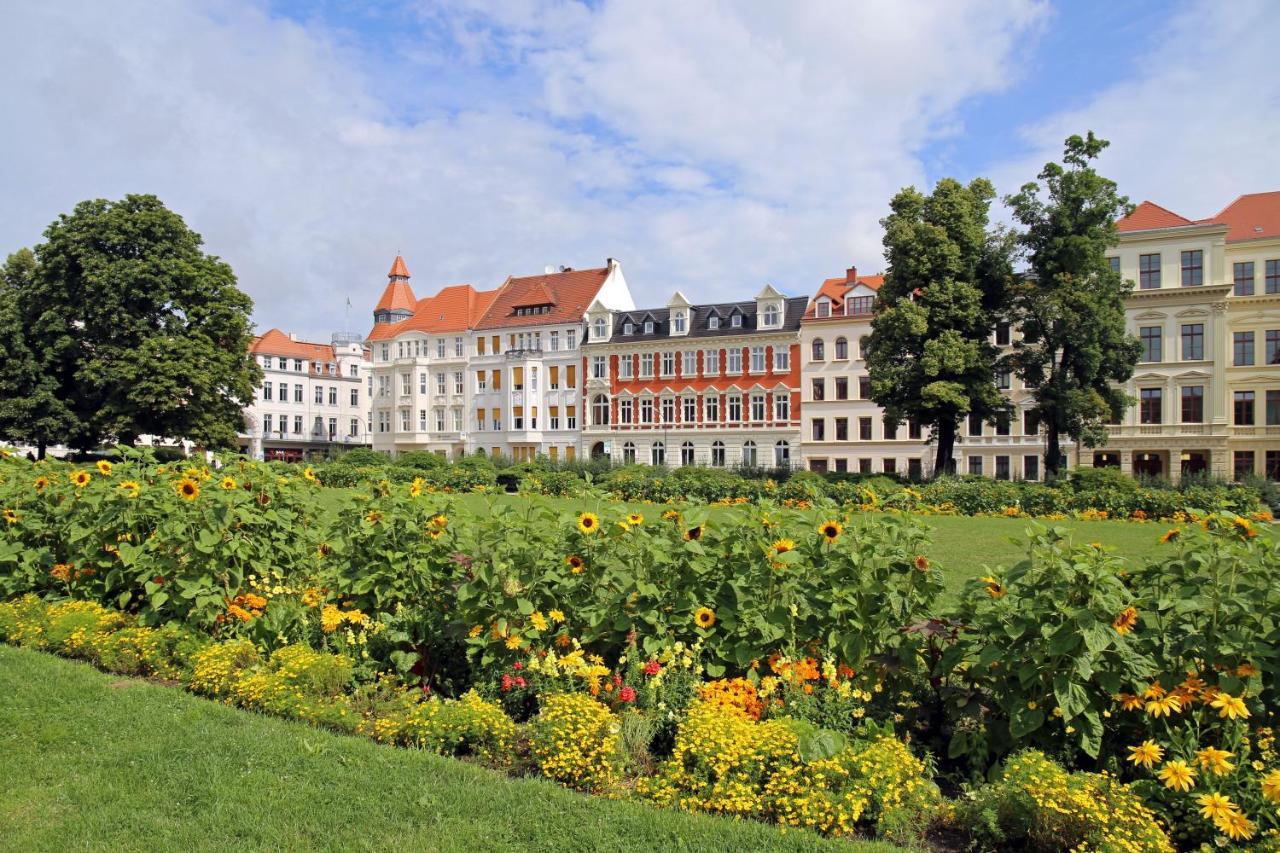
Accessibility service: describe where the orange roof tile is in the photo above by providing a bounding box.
[474,267,610,330]
[251,328,340,361]
[1116,200,1195,233]
[1211,191,1280,243]
[802,268,883,320]
[388,254,410,278]
[366,284,500,341]
[374,280,416,314]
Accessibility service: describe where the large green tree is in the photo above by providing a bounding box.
[866,178,1015,477]
[1005,133,1140,479]
[1,195,260,454]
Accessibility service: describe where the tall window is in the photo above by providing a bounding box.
[622,442,636,464]
[765,304,780,325]
[705,349,720,374]
[1267,259,1280,294]
[1139,326,1162,362]
[1267,390,1280,426]
[1181,324,1204,360]
[859,417,873,440]
[742,441,757,467]
[593,317,607,340]
[834,377,848,400]
[643,320,654,334]
[774,393,789,421]
[811,378,825,401]
[592,356,607,379]
[704,395,719,423]
[640,398,654,424]
[1180,250,1203,286]
[619,398,633,424]
[350,388,359,406]
[995,323,1011,346]
[566,328,576,349]
[263,413,272,434]
[711,440,726,467]
[1139,388,1162,424]
[811,338,825,361]
[773,347,789,371]
[708,315,720,330]
[834,337,848,359]
[682,396,696,422]
[727,395,742,422]
[1139,253,1161,289]
[835,417,848,441]
[1267,329,1280,365]
[1235,331,1255,366]
[651,441,665,466]
[1234,261,1256,296]
[727,348,742,373]
[454,371,464,394]
[812,418,826,441]
[750,394,766,421]
[1107,256,1121,274]
[682,350,696,376]
[593,395,609,426]
[750,346,765,372]
[641,353,654,377]
[673,311,686,332]
[774,440,790,468]
[680,441,695,466]
[661,397,674,423]
[1181,385,1204,423]
[859,376,871,399]
[437,339,446,358]
[1234,391,1255,425]
[619,356,633,379]
[549,331,559,351]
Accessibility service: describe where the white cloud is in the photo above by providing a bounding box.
[0,0,1052,341]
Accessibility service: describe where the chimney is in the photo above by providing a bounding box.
[846,266,858,282]
[289,332,298,341]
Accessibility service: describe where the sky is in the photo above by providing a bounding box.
[1,0,1277,342]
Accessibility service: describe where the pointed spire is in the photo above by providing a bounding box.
[389,254,410,280]
[374,255,416,324]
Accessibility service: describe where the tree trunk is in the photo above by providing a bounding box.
[37,439,46,461]
[932,420,956,479]
[1045,422,1062,480]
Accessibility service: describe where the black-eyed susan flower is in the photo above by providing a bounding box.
[913,555,930,571]
[1196,792,1236,822]
[71,470,92,488]
[1261,769,1280,803]
[694,607,716,629]
[1145,694,1182,718]
[529,611,549,631]
[817,519,842,543]
[431,515,448,529]
[409,477,423,497]
[1195,746,1235,776]
[1157,759,1195,791]
[1127,740,1163,769]
[576,512,599,534]
[119,480,141,499]
[1210,692,1250,720]
[1215,810,1255,841]
[1116,692,1144,711]
[980,575,1006,599]
[1112,606,1139,635]
[549,609,565,623]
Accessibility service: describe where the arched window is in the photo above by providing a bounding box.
[742,440,758,468]
[711,440,726,467]
[622,441,636,464]
[681,441,696,467]
[763,304,779,325]
[592,394,609,426]
[834,337,848,359]
[651,441,666,467]
[774,440,790,468]
[593,317,607,340]
[859,336,870,360]
[811,338,825,361]
[673,311,686,333]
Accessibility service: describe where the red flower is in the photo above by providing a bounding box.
[619,686,637,703]
[613,673,623,686]
[501,674,513,692]
[513,661,523,670]
[643,659,661,676]
[515,676,527,689]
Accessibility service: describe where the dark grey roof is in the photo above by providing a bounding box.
[610,296,808,342]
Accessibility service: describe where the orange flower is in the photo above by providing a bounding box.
[913,555,930,571]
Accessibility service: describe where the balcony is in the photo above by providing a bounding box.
[504,347,543,358]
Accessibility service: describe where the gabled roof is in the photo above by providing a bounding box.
[474,267,611,330]
[251,329,340,362]
[367,284,499,342]
[610,295,808,342]
[802,268,884,320]
[1116,201,1196,233]
[1212,191,1280,243]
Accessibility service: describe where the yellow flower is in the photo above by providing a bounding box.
[468,624,483,638]
[980,575,1007,599]
[320,604,343,633]
[549,609,565,624]
[769,538,796,555]
[576,512,599,534]
[1214,810,1255,842]
[1112,606,1138,635]
[1145,694,1182,718]
[1127,740,1163,769]
[505,635,522,650]
[1157,760,1195,791]
[693,607,716,629]
[1236,663,1259,677]
[1116,692,1144,711]
[71,470,92,488]
[1210,692,1250,720]
[34,475,50,490]
[220,476,237,490]
[302,467,318,483]
[119,480,141,499]
[683,525,704,541]
[1,507,18,525]
[1196,792,1237,822]
[176,478,200,501]
[530,611,549,632]
[409,477,423,497]
[565,555,585,574]
[96,460,113,476]
[1260,769,1280,803]
[1195,746,1235,776]
[1159,527,1180,544]
[627,512,643,526]
[817,519,842,543]
[431,514,448,529]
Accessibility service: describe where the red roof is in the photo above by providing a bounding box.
[374,254,418,314]
[474,267,610,330]
[1212,191,1280,243]
[1116,201,1196,233]
[802,267,883,320]
[367,284,499,342]
[388,254,410,278]
[251,329,340,361]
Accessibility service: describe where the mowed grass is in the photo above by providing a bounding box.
[0,645,889,853]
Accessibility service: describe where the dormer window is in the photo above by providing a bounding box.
[816,298,831,319]
[709,315,720,330]
[763,304,779,326]
[673,311,686,332]
[624,321,634,335]
[593,317,607,340]
[731,313,742,328]
[846,295,874,316]
[644,320,654,334]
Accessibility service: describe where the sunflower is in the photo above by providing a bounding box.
[693,607,716,629]
[565,554,585,574]
[1232,516,1257,538]
[1127,740,1163,768]
[365,510,382,525]
[302,467,318,483]
[1196,792,1237,822]
[409,477,424,497]
[1195,746,1235,776]
[96,460,113,476]
[683,525,704,541]
[2,508,17,525]
[1210,692,1250,720]
[71,470,92,488]
[576,512,600,534]
[176,478,201,501]
[913,555,929,572]
[1112,607,1139,635]
[661,509,681,523]
[980,575,1006,600]
[1159,528,1180,544]
[770,538,796,555]
[34,475,49,490]
[1157,760,1196,791]
[119,480,141,499]
[220,476,237,490]
[431,515,448,529]
[1215,810,1255,842]
[817,519,842,543]
[627,512,644,526]
[426,528,443,540]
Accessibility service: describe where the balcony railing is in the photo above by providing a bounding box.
[504,347,543,358]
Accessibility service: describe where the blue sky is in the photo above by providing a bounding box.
[1,1,1276,340]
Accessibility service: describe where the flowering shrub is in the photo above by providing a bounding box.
[188,639,260,697]
[530,692,621,793]
[401,690,515,764]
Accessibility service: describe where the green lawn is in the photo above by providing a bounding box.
[0,645,886,852]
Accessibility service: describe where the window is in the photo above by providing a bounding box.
[566,365,576,388]
[750,346,765,372]
[1268,260,1280,294]
[512,406,523,430]
[812,418,826,441]
[435,409,445,432]
[731,313,742,328]
[811,338,825,361]
[262,382,273,401]
[1180,250,1203,286]
[437,339,446,358]
[811,378,825,401]
[773,347,789,371]
[640,398,654,423]
[708,315,720,330]
[705,349,720,375]
[834,337,848,359]
[618,356,633,380]
[774,440,790,468]
[908,420,923,440]
[1267,330,1280,365]
[846,295,873,315]
[711,441,726,467]
[454,337,463,357]
[995,418,1010,436]
[858,417,872,441]
[833,377,848,400]
[661,351,675,376]
[623,321,634,335]
[683,396,696,422]
[1139,388,1162,424]
[294,415,302,434]
[774,393,789,421]
[349,418,358,436]
[454,371,464,394]
[349,363,359,378]
[1107,256,1120,274]
[1023,410,1039,436]
[476,408,485,431]
[834,459,847,473]
[263,413,273,434]
[727,395,742,422]
[350,388,359,406]
[619,398,633,424]
[549,331,559,351]
[742,441,757,467]
[858,376,871,399]
[1234,451,1255,481]
[1267,390,1280,426]
[593,394,610,426]
[651,441,665,466]
[1235,331,1255,366]
[1234,391,1255,425]
[682,350,697,376]
[997,370,1011,390]
[400,410,410,432]
[995,455,1011,480]
[680,441,695,466]
[834,417,848,441]
[476,371,487,392]
[592,355,607,379]
[661,397,675,424]
[859,458,872,474]
[644,319,654,334]
[1023,455,1039,481]
[704,395,719,423]
[315,386,324,404]
[1139,253,1161,289]
[968,456,983,476]
[549,406,560,429]
[883,458,896,475]
[641,353,654,377]
[491,369,501,391]
[566,329,576,350]
[622,441,636,464]
[995,323,1011,346]
[815,299,831,319]
[1181,324,1204,360]
[295,384,303,402]
[593,317,607,340]
[1235,262,1255,296]
[674,311,687,333]
[1139,326,1162,363]
[727,348,742,373]
[763,304,779,326]
[749,394,765,422]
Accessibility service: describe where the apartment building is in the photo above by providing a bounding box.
[579,286,806,468]
[241,329,371,461]
[367,256,498,457]
[366,257,634,460]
